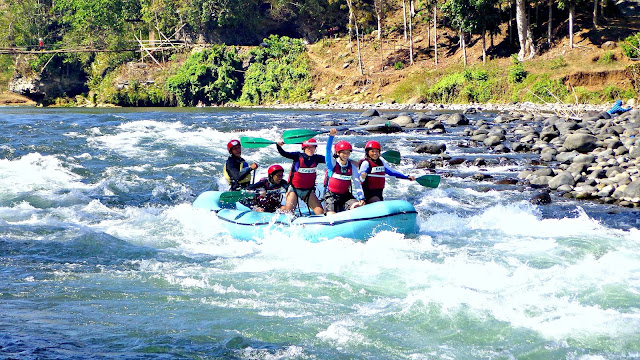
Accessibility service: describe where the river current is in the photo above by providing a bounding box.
[1,107,639,359]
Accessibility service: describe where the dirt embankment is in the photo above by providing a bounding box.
[0,92,37,106]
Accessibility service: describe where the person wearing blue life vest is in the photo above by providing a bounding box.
[276,138,325,214]
[323,128,365,215]
[358,140,416,203]
[247,164,288,212]
[607,100,633,115]
[223,139,258,191]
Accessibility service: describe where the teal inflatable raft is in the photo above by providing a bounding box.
[192,191,418,242]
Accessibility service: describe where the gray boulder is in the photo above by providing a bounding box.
[361,109,380,117]
[622,180,640,201]
[549,171,576,190]
[446,113,470,126]
[415,142,446,154]
[563,133,598,153]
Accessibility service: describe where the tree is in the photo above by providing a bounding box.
[442,0,474,66]
[471,0,500,64]
[515,0,535,60]
[558,0,582,49]
[373,0,390,40]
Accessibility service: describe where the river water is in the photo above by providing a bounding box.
[1,107,639,359]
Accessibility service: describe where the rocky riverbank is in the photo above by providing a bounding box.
[299,102,640,208]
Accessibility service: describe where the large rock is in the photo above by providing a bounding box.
[445,113,469,126]
[361,108,380,117]
[391,115,414,127]
[622,180,640,202]
[563,133,598,153]
[415,142,446,154]
[549,171,576,190]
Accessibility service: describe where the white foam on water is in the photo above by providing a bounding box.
[316,318,367,345]
[0,153,90,198]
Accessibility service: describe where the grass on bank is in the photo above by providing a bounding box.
[391,56,637,105]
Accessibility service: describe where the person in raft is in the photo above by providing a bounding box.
[276,138,325,214]
[358,140,416,203]
[223,139,258,191]
[247,164,288,212]
[322,128,365,215]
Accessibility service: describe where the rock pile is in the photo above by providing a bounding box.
[358,107,640,207]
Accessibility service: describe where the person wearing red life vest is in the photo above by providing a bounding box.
[247,164,288,212]
[322,128,365,215]
[223,139,258,191]
[358,140,416,203]
[276,138,326,214]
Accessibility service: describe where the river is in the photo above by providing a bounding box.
[1,107,639,359]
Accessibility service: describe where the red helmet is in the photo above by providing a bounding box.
[268,164,284,176]
[301,138,317,149]
[227,139,241,153]
[334,140,352,153]
[365,140,382,152]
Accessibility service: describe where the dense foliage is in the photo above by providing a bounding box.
[240,35,313,105]
[166,45,243,106]
[621,33,640,60]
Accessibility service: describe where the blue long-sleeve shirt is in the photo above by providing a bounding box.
[325,135,364,200]
[607,100,632,115]
[358,158,409,180]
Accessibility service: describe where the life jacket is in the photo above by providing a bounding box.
[289,155,317,190]
[327,161,353,194]
[359,158,386,190]
[223,158,250,187]
[254,178,285,212]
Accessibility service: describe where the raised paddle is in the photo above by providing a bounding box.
[282,122,394,144]
[416,174,441,188]
[240,136,277,148]
[380,150,401,165]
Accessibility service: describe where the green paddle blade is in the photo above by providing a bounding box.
[381,150,401,164]
[282,129,326,144]
[240,137,275,148]
[219,191,256,205]
[416,174,441,188]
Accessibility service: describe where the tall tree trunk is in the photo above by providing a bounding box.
[409,0,414,65]
[402,0,408,41]
[548,0,553,45]
[460,29,467,66]
[375,0,382,40]
[482,29,487,64]
[346,0,364,74]
[348,9,354,42]
[569,4,575,48]
[509,0,514,45]
[593,0,598,27]
[516,0,536,60]
[434,6,438,66]
[355,22,364,75]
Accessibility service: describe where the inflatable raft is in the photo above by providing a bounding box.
[193,191,418,242]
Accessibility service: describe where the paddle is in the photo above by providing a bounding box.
[219,191,257,205]
[283,122,394,144]
[416,174,441,188]
[381,150,401,165]
[240,136,277,148]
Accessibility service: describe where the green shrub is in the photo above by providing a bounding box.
[423,72,466,103]
[166,45,243,106]
[549,56,568,69]
[621,33,640,59]
[523,76,568,103]
[601,85,634,102]
[508,55,528,83]
[394,61,404,70]
[598,51,616,64]
[239,35,312,105]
